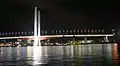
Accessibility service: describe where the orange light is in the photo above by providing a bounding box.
[113,43,119,64]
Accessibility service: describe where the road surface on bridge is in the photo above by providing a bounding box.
[0,34,114,40]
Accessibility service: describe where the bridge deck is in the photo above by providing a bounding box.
[0,34,114,40]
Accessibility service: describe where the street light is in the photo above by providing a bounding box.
[98,29,101,33]
[18,32,20,35]
[21,32,24,35]
[5,32,8,35]
[12,32,14,35]
[42,30,44,34]
[81,29,83,33]
[84,29,86,34]
[55,30,58,34]
[66,29,68,32]
[91,29,93,33]
[59,30,61,34]
[102,29,104,33]
[25,32,27,35]
[112,29,115,32]
[77,29,79,34]
[88,29,90,33]
[52,30,54,35]
[45,30,47,34]
[31,31,33,35]
[70,30,72,34]
[95,29,97,33]
[9,32,11,35]
[2,33,5,36]
[15,32,17,35]
[73,29,76,35]
[62,30,65,35]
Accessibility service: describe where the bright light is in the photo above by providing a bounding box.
[38,10,41,46]
[0,34,114,40]
[33,6,38,46]
[33,46,42,65]
[33,6,43,65]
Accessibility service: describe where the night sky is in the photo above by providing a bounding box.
[0,0,119,32]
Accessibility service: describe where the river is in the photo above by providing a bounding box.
[0,43,120,66]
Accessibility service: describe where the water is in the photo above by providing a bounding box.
[0,44,120,66]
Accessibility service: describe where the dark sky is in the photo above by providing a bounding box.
[0,0,119,32]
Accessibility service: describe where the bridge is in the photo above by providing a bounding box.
[0,6,117,46]
[0,34,114,39]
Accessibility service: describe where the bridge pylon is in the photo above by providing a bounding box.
[33,6,41,46]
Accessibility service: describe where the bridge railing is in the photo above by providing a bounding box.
[0,29,116,37]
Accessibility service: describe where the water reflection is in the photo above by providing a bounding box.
[33,46,42,65]
[0,44,120,66]
[112,43,119,66]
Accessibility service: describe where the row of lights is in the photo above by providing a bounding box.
[0,31,48,36]
[51,29,105,33]
[0,32,33,36]
[0,29,115,36]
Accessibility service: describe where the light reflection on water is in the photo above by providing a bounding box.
[0,44,120,66]
[33,46,42,65]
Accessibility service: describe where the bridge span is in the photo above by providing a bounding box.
[0,34,114,40]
